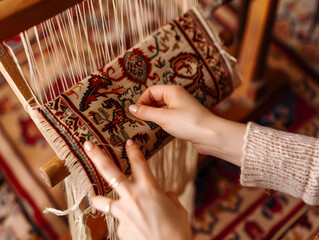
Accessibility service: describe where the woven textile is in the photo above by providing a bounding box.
[32,7,239,196]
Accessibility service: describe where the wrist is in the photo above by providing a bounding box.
[192,114,221,155]
[195,115,247,167]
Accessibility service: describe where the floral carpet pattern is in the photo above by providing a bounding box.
[0,0,319,239]
[36,8,238,197]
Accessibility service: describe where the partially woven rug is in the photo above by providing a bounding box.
[1,5,240,239]
[14,6,240,240]
[1,0,319,239]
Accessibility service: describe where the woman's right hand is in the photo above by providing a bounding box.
[129,85,212,145]
[129,85,246,166]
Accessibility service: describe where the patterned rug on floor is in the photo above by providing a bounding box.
[0,0,318,239]
[0,76,68,239]
[192,72,319,239]
[192,0,319,239]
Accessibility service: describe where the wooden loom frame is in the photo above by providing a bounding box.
[0,0,278,195]
[0,0,85,187]
[0,0,293,239]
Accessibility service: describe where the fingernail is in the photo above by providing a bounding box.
[84,141,94,151]
[126,139,134,146]
[129,104,138,113]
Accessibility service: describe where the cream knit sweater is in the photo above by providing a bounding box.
[241,122,319,206]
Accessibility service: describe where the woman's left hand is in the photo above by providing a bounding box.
[84,139,193,240]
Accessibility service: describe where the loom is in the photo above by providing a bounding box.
[0,0,241,239]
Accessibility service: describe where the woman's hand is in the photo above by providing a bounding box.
[129,85,246,166]
[84,139,193,240]
[128,85,214,154]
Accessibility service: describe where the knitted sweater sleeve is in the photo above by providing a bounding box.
[240,122,319,205]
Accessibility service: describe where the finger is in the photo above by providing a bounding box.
[117,221,141,240]
[136,86,165,106]
[91,196,121,217]
[126,139,159,189]
[165,191,188,216]
[153,100,166,108]
[84,141,130,196]
[129,104,169,125]
[135,85,178,107]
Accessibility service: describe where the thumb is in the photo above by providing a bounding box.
[165,191,188,216]
[129,104,169,126]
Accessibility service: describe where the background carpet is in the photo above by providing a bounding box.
[193,0,319,239]
[0,76,68,239]
[0,0,319,239]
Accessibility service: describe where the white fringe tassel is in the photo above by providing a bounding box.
[102,139,198,240]
[28,106,197,240]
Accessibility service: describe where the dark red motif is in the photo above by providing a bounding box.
[244,221,264,239]
[170,53,202,81]
[117,48,159,87]
[170,52,217,98]
[79,75,125,111]
[101,99,144,135]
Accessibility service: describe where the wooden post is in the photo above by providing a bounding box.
[0,43,36,109]
[0,43,70,187]
[39,156,70,187]
[236,0,278,101]
[216,0,279,122]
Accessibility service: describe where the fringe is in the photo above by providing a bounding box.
[65,177,92,240]
[105,191,119,240]
[28,106,95,239]
[29,105,198,240]
[148,138,198,216]
[102,139,198,240]
[148,138,197,196]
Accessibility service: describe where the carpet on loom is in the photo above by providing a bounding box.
[0,0,319,239]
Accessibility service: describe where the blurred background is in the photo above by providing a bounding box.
[0,0,318,239]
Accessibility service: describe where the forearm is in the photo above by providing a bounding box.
[241,122,319,205]
[201,118,319,205]
[196,115,247,167]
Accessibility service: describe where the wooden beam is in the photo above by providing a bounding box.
[0,43,36,108]
[39,156,70,187]
[0,43,69,188]
[0,0,84,41]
